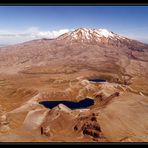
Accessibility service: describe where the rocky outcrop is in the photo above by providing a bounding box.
[74,113,104,140]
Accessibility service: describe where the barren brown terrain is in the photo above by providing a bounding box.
[0,28,148,142]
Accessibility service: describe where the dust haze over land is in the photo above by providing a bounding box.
[0,28,148,142]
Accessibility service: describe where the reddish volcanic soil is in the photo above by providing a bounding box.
[0,28,148,142]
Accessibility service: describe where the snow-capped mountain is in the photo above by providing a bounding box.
[57,28,146,51]
[57,28,122,41]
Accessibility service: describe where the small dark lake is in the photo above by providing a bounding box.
[39,98,94,110]
[88,79,106,83]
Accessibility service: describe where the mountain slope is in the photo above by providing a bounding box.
[0,27,148,79]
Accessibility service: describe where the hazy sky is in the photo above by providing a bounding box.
[0,6,148,44]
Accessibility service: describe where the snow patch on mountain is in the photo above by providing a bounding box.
[57,28,124,43]
[97,29,114,37]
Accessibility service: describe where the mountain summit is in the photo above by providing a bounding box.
[57,28,147,51]
[57,28,125,42]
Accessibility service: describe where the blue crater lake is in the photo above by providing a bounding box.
[39,98,94,110]
[88,79,107,83]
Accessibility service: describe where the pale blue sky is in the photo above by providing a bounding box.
[0,6,148,44]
